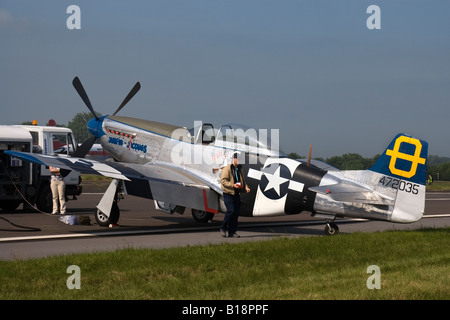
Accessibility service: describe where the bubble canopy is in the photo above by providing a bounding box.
[189,122,284,155]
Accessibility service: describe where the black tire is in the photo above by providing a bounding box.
[324,222,339,236]
[95,201,120,227]
[191,209,214,223]
[0,200,22,212]
[36,184,52,213]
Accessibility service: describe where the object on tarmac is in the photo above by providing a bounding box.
[78,216,91,225]
[59,215,78,225]
[58,215,91,225]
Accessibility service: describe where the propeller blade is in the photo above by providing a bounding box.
[72,77,99,120]
[307,144,312,167]
[71,135,97,158]
[112,82,141,116]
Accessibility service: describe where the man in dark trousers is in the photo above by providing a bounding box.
[220,153,250,238]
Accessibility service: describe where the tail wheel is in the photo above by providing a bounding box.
[191,209,214,223]
[324,222,339,235]
[95,201,120,227]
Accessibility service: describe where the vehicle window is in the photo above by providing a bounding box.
[30,131,39,145]
[53,134,68,154]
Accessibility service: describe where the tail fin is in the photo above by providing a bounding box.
[370,133,428,222]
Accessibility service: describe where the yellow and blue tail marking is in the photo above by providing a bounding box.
[370,133,428,185]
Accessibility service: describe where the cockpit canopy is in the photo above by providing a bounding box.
[188,122,285,156]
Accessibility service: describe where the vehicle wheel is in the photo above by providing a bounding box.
[324,222,339,235]
[36,185,52,213]
[191,209,214,223]
[95,201,120,227]
[0,200,22,212]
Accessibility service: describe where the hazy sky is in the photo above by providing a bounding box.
[1,0,449,158]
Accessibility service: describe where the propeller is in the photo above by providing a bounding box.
[307,144,312,167]
[113,82,141,116]
[72,76,99,120]
[71,76,141,158]
[71,135,97,158]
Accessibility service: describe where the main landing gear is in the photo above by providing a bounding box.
[95,201,120,226]
[94,179,123,227]
[191,209,215,223]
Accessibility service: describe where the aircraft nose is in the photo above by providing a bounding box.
[87,117,103,137]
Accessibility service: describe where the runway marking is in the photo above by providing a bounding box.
[0,219,365,242]
[0,215,449,243]
[424,214,450,218]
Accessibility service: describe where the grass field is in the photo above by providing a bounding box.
[427,180,450,192]
[0,228,449,300]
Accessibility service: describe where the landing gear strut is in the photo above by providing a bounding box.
[324,221,339,235]
[95,179,123,227]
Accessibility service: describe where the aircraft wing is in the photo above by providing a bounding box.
[5,151,221,213]
[309,181,390,205]
[4,151,130,180]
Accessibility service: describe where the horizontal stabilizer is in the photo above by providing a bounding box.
[309,182,389,204]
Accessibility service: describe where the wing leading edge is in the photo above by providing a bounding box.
[5,151,130,181]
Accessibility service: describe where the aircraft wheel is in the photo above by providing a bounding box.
[324,222,339,235]
[95,201,120,227]
[191,209,214,223]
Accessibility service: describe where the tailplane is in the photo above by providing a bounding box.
[311,133,428,224]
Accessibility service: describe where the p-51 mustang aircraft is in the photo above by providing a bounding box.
[6,77,429,235]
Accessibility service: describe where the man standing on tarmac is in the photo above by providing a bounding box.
[220,153,250,238]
